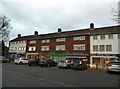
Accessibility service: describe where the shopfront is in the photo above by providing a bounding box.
[90,56,118,69]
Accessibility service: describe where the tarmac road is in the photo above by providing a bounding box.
[2,63,120,88]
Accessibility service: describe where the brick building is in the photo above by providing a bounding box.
[9,23,120,67]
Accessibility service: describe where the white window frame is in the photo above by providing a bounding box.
[73,36,85,40]
[56,38,65,42]
[42,39,50,43]
[28,46,36,51]
[56,45,65,51]
[108,34,113,39]
[29,40,36,44]
[99,45,105,51]
[93,45,98,52]
[93,35,98,40]
[41,46,49,51]
[106,45,112,51]
[73,44,85,50]
[100,35,105,40]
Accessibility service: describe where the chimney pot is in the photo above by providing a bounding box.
[90,23,94,29]
[18,34,21,38]
[58,28,62,33]
[34,31,38,36]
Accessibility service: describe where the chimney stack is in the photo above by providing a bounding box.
[18,34,21,38]
[34,31,38,36]
[90,23,94,30]
[58,28,62,33]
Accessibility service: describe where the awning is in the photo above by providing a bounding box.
[65,56,86,59]
[39,54,52,57]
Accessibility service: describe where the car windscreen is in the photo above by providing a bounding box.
[73,59,80,63]
[109,62,120,65]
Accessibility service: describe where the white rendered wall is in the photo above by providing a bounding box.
[9,41,26,53]
[90,34,119,54]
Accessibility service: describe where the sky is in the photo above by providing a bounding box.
[0,0,119,44]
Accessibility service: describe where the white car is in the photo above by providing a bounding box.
[14,58,28,64]
[107,61,120,73]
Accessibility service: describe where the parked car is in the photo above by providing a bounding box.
[58,60,71,69]
[71,59,87,70]
[28,57,40,66]
[107,61,120,73]
[14,58,28,65]
[39,59,58,67]
[0,56,10,63]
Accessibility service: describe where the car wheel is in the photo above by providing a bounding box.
[19,62,22,65]
[28,64,31,66]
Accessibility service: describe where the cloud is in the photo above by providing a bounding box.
[1,0,119,42]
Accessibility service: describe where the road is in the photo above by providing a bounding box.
[2,63,119,87]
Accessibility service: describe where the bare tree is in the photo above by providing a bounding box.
[0,15,12,42]
[110,1,120,24]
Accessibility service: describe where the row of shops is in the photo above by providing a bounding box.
[9,52,119,69]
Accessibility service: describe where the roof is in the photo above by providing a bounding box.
[10,25,120,42]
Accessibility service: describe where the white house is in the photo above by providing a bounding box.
[9,34,27,60]
[90,25,120,69]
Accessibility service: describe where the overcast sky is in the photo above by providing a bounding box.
[1,0,119,43]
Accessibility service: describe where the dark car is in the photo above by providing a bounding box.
[28,57,40,66]
[71,59,87,70]
[39,59,58,67]
[0,56,10,63]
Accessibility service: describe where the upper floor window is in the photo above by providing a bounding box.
[93,35,98,40]
[29,40,36,44]
[9,47,17,51]
[100,35,105,40]
[18,47,26,51]
[28,46,36,51]
[93,45,98,51]
[56,38,65,42]
[73,44,85,50]
[108,34,113,39]
[56,45,65,51]
[41,46,49,51]
[73,36,85,40]
[42,39,50,43]
[106,45,112,51]
[99,45,105,51]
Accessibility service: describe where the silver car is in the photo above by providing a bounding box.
[107,61,120,73]
[58,60,71,69]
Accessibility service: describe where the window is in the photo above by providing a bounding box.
[73,36,85,40]
[106,45,112,51]
[99,45,105,51]
[93,45,98,51]
[73,44,85,50]
[41,46,49,51]
[93,35,98,40]
[28,46,36,51]
[108,34,113,39]
[56,45,65,51]
[100,35,105,40]
[29,40,36,44]
[18,47,26,51]
[56,38,65,42]
[9,47,17,51]
[42,39,50,43]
